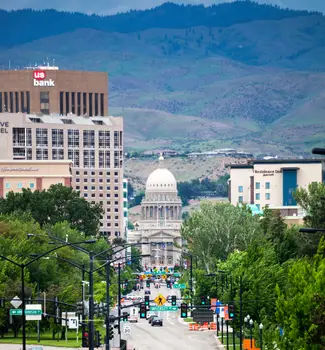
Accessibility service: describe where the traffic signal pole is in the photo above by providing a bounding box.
[118,263,121,337]
[88,253,94,350]
[239,276,243,350]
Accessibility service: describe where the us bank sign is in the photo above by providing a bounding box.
[33,70,55,87]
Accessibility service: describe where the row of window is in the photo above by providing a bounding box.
[238,193,271,202]
[238,182,271,193]
[5,182,34,189]
[99,231,121,237]
[76,185,119,191]
[0,91,30,114]
[13,147,122,168]
[13,128,122,149]
[59,91,105,116]
[75,170,119,176]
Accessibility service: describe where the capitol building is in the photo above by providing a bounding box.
[128,156,182,268]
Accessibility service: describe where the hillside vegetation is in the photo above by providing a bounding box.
[1,3,324,154]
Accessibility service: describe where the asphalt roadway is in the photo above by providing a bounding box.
[122,284,220,350]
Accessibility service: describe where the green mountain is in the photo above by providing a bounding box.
[0,3,324,155]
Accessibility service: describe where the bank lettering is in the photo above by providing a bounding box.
[0,121,9,134]
[33,70,46,80]
[33,70,55,87]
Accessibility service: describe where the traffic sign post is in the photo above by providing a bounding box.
[154,294,167,306]
[10,309,42,316]
[173,283,186,289]
[150,306,178,311]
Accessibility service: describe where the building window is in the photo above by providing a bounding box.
[67,129,79,148]
[40,91,49,114]
[71,92,75,114]
[89,93,93,116]
[83,150,95,168]
[36,148,48,160]
[52,149,64,160]
[68,149,80,166]
[94,93,98,116]
[36,128,48,147]
[100,93,104,115]
[83,93,87,115]
[99,150,110,168]
[65,92,70,114]
[5,183,10,189]
[83,130,95,148]
[256,204,261,211]
[255,193,260,200]
[265,182,270,190]
[30,183,34,189]
[265,193,271,200]
[59,92,64,115]
[13,128,32,147]
[114,151,119,168]
[255,182,260,190]
[17,183,23,189]
[77,92,81,116]
[238,196,243,203]
[238,186,243,193]
[114,131,119,147]
[98,131,110,148]
[52,129,64,147]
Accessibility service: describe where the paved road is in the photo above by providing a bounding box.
[122,284,219,350]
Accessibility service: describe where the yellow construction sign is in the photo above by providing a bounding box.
[154,294,167,306]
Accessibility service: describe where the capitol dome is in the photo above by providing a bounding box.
[146,168,177,192]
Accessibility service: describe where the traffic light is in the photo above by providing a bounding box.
[172,295,176,306]
[82,332,89,347]
[166,281,170,288]
[122,311,128,322]
[109,326,114,340]
[180,303,187,318]
[146,280,150,288]
[201,296,206,305]
[145,295,150,306]
[140,303,147,319]
[229,304,235,319]
[95,330,101,347]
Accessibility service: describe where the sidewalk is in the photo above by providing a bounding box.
[0,345,86,350]
[214,335,225,349]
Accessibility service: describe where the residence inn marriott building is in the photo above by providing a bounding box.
[229,159,323,223]
[0,67,124,239]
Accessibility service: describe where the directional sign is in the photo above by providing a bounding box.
[154,294,166,306]
[123,324,131,335]
[150,306,178,311]
[26,304,42,321]
[173,273,181,277]
[10,296,22,309]
[10,309,42,316]
[173,283,186,289]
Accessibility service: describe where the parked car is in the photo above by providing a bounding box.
[151,318,163,326]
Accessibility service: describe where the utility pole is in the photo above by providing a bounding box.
[190,255,193,309]
[105,257,110,350]
[118,263,121,337]
[88,253,94,350]
[81,264,85,339]
[239,275,243,350]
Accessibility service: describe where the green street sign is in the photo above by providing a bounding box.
[10,309,42,316]
[173,283,186,289]
[150,306,178,312]
[173,273,181,277]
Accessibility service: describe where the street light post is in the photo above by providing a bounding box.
[249,318,254,348]
[118,263,121,338]
[259,323,263,350]
[105,257,110,350]
[88,253,95,350]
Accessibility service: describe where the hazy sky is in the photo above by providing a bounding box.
[0,0,324,15]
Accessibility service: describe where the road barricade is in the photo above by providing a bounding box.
[209,322,217,330]
[194,323,200,331]
[188,323,194,331]
[200,322,209,331]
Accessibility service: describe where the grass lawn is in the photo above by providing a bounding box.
[218,332,241,350]
[0,331,81,348]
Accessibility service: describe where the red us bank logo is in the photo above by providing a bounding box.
[33,70,46,80]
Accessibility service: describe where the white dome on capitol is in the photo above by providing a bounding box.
[146,168,177,192]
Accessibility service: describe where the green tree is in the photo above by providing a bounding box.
[181,201,261,272]
[0,184,103,236]
[276,238,325,349]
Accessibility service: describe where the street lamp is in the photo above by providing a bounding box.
[259,323,263,350]
[0,238,94,350]
[249,319,254,348]
[299,228,325,233]
[312,147,325,155]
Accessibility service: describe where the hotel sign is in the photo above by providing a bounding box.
[0,122,8,134]
[254,169,282,177]
[1,167,39,172]
[33,70,55,87]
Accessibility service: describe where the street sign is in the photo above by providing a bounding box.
[173,273,181,277]
[68,317,79,329]
[173,283,186,289]
[154,294,167,306]
[10,309,42,316]
[150,306,178,311]
[26,305,42,321]
[62,312,76,326]
[192,309,214,323]
[10,296,22,309]
[123,324,131,335]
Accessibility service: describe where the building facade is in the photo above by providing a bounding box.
[229,159,323,218]
[0,160,72,197]
[0,112,123,239]
[0,67,108,116]
[128,157,182,268]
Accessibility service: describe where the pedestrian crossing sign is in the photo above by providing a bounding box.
[154,294,166,306]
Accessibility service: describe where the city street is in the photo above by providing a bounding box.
[122,284,218,350]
